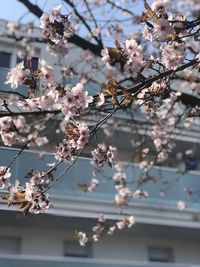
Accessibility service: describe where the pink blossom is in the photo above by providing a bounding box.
[113,172,126,181]
[77,231,88,246]
[61,83,93,120]
[39,59,55,84]
[101,48,112,69]
[0,117,14,133]
[55,139,72,162]
[116,216,135,229]
[115,194,126,205]
[133,190,149,199]
[6,21,20,34]
[5,62,30,89]
[72,83,93,109]
[24,182,51,214]
[0,166,11,189]
[152,18,175,41]
[40,5,74,45]
[28,133,49,148]
[107,226,116,235]
[151,0,169,12]
[1,132,24,147]
[177,201,185,210]
[124,39,144,78]
[76,122,90,148]
[91,144,118,173]
[87,178,99,192]
[161,42,185,70]
[96,93,105,107]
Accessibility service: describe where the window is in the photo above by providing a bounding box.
[17,57,38,71]
[148,246,174,263]
[0,236,21,254]
[64,240,92,258]
[0,52,11,68]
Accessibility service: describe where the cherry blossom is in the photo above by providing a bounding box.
[101,48,112,69]
[177,201,185,210]
[6,21,20,34]
[161,42,185,70]
[61,83,93,120]
[40,4,74,45]
[0,167,11,189]
[5,62,30,89]
[39,59,55,84]
[151,0,169,12]
[77,231,88,246]
[116,216,135,229]
[55,139,73,162]
[101,39,144,78]
[152,18,175,41]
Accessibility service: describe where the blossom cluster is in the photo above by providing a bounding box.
[5,58,93,124]
[143,18,175,42]
[77,231,88,246]
[137,81,166,107]
[6,170,51,215]
[101,39,144,78]
[77,214,134,245]
[114,166,149,205]
[161,42,185,70]
[123,39,144,78]
[142,0,187,43]
[40,5,74,45]
[149,92,182,162]
[5,62,30,89]
[0,117,24,146]
[55,139,73,162]
[61,83,93,121]
[55,122,90,162]
[113,167,131,206]
[0,116,48,148]
[91,144,118,174]
[0,166,11,189]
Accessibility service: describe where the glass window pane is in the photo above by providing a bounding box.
[0,52,11,68]
[64,240,92,257]
[148,246,174,262]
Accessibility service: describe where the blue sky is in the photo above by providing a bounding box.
[0,0,150,47]
[0,0,61,24]
[0,0,147,23]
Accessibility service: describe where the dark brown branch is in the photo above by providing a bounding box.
[93,60,200,107]
[69,35,103,56]
[127,60,200,107]
[0,90,27,99]
[0,109,61,118]
[14,1,200,106]
[107,0,135,16]
[17,0,43,17]
[17,0,103,56]
[63,0,102,46]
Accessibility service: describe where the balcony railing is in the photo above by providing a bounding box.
[0,255,199,267]
[0,146,200,211]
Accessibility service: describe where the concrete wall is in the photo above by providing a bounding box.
[0,222,200,264]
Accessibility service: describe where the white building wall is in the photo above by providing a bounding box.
[0,224,200,264]
[93,234,200,263]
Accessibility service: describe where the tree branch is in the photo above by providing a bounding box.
[17,0,103,56]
